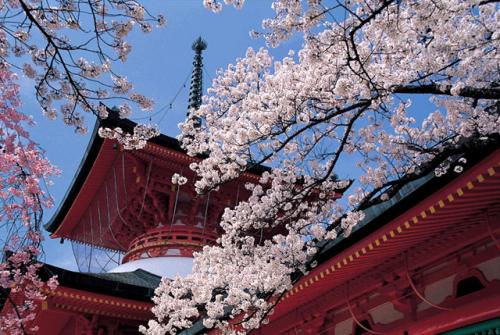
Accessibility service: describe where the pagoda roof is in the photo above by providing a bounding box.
[38,264,161,302]
[0,263,160,331]
[45,110,268,236]
[0,262,160,314]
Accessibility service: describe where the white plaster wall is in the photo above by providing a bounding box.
[369,302,404,325]
[417,274,456,312]
[476,256,500,281]
[334,318,353,335]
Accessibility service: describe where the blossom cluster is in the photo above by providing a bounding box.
[1,0,164,146]
[144,1,499,334]
[0,67,59,334]
[171,173,188,186]
[98,124,160,150]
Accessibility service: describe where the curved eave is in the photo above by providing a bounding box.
[97,112,270,175]
[44,117,104,234]
[0,263,160,314]
[316,143,500,263]
[40,264,161,301]
[45,110,268,236]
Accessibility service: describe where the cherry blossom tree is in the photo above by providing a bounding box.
[0,66,58,334]
[143,0,500,334]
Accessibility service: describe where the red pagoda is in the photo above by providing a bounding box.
[0,38,262,334]
[22,113,261,333]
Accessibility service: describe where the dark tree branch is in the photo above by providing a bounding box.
[392,84,500,100]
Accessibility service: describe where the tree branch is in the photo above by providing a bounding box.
[392,84,500,100]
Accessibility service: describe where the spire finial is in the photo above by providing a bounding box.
[192,37,207,53]
[187,37,207,125]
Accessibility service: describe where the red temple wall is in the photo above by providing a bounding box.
[256,238,500,335]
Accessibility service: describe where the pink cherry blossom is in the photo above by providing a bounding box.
[0,66,59,334]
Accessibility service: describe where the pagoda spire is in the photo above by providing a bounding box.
[187,37,207,124]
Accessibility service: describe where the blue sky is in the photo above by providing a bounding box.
[19,2,302,270]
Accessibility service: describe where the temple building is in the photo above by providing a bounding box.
[20,109,261,333]
[1,38,499,334]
